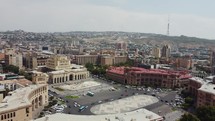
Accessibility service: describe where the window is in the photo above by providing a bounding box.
[26,108,29,113]
[1,115,3,120]
[13,112,15,117]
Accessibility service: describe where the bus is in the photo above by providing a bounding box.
[87,91,94,97]
[78,106,86,112]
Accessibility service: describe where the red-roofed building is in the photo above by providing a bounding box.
[106,67,192,88]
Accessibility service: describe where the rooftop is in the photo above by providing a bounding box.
[108,67,191,78]
[189,77,206,85]
[0,79,32,87]
[0,84,46,113]
[34,109,163,121]
[198,83,215,95]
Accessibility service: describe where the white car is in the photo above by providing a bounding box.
[98,101,102,103]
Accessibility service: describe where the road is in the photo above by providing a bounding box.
[48,77,179,116]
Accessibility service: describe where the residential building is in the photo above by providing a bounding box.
[24,52,50,70]
[152,47,161,58]
[161,45,171,59]
[4,48,23,69]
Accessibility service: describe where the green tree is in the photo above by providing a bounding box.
[85,63,94,72]
[196,106,215,121]
[179,113,200,121]
[3,65,19,74]
[185,97,194,104]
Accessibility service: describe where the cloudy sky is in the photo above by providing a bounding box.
[1,0,215,39]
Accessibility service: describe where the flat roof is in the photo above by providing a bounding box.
[0,84,46,113]
[34,109,163,121]
[189,77,206,85]
[0,79,32,87]
[198,83,215,95]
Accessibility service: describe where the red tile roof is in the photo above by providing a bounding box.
[107,67,191,79]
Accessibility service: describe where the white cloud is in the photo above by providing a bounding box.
[0,0,215,39]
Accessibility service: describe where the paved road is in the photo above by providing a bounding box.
[48,77,179,115]
[164,111,184,121]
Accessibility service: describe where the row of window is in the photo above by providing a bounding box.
[1,112,15,120]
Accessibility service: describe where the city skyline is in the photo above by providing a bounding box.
[1,0,215,39]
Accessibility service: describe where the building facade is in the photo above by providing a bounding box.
[75,55,99,65]
[161,45,171,59]
[106,67,191,88]
[152,47,161,58]
[46,55,89,84]
[0,74,49,121]
[46,55,71,70]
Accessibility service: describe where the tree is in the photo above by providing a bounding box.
[196,106,215,121]
[185,97,194,104]
[179,113,200,121]
[3,65,19,74]
[85,63,94,72]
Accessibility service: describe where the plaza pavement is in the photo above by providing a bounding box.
[90,95,159,115]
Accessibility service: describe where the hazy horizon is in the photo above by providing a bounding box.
[1,0,215,39]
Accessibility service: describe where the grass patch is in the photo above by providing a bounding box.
[65,95,79,99]
[54,87,64,91]
[58,100,65,104]
[172,107,177,111]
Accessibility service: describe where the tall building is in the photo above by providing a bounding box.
[4,48,23,69]
[152,47,161,58]
[211,51,215,75]
[161,45,171,58]
[116,42,127,51]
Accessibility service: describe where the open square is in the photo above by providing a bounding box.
[59,81,101,91]
[90,95,159,115]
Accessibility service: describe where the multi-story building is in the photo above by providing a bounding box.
[4,48,23,69]
[74,55,127,66]
[188,77,205,97]
[32,71,49,84]
[46,55,71,71]
[175,56,192,69]
[75,55,99,65]
[0,78,32,91]
[46,55,89,84]
[152,47,161,58]
[24,52,50,70]
[188,76,215,107]
[0,73,48,121]
[116,42,127,51]
[100,56,114,66]
[106,67,191,88]
[211,50,215,75]
[161,45,171,59]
